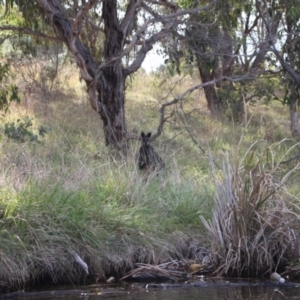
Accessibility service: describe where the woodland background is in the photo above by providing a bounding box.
[1,0,300,290]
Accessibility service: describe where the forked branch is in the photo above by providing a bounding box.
[150,71,258,141]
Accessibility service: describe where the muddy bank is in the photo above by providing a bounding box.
[1,258,300,299]
[1,254,300,297]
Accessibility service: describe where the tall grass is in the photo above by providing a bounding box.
[0,136,213,288]
[1,64,300,290]
[201,139,300,277]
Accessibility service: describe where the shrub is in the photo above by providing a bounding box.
[4,116,50,143]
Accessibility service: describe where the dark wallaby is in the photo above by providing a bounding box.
[137,132,165,175]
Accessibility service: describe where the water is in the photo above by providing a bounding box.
[2,280,300,300]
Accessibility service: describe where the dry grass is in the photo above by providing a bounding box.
[201,141,300,277]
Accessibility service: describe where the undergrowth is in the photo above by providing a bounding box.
[0,65,300,290]
[202,139,300,277]
[0,148,213,289]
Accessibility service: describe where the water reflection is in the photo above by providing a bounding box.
[86,285,300,300]
[2,281,299,300]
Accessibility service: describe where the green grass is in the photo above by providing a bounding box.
[0,169,214,288]
[0,64,300,289]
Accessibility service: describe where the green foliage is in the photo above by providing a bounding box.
[0,4,24,27]
[218,74,282,121]
[166,61,180,76]
[0,62,20,114]
[4,116,50,143]
[288,3,300,22]
[0,3,59,60]
[279,0,300,108]
[1,0,41,28]
[177,0,194,9]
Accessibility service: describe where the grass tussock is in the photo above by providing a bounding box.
[202,141,300,277]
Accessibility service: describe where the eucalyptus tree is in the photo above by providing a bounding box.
[0,0,216,148]
[167,0,283,120]
[256,0,300,138]
[188,0,300,137]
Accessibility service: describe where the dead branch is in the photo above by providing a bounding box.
[177,102,222,170]
[0,26,63,42]
[150,71,259,141]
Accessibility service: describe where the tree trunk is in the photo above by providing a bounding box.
[36,0,181,147]
[290,99,300,138]
[36,0,127,148]
[197,63,223,116]
[97,67,126,146]
[99,0,126,146]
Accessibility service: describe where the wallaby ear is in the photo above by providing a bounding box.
[141,132,145,137]
[147,132,151,138]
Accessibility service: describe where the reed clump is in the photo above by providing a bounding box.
[202,142,300,277]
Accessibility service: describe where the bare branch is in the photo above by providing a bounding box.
[178,102,204,153]
[280,154,300,165]
[151,71,258,141]
[121,0,142,37]
[177,103,222,169]
[72,0,98,35]
[145,0,179,11]
[124,1,217,75]
[124,27,171,75]
[96,0,217,74]
[97,15,167,73]
[0,25,63,42]
[251,3,282,70]
[141,2,164,20]
[36,0,97,82]
[256,0,300,86]
[0,33,15,45]
[143,0,217,22]
[224,14,260,74]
